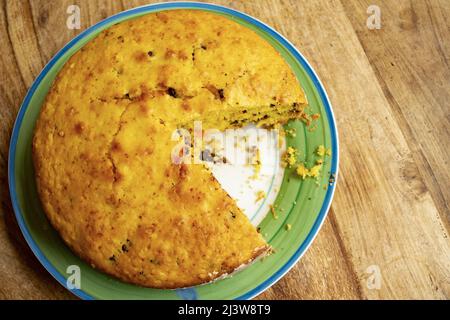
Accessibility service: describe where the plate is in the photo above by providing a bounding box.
[8,2,338,300]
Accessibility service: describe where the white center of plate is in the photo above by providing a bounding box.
[203,125,286,226]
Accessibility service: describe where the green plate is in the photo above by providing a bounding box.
[8,2,338,300]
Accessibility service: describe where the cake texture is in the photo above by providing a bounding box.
[32,10,307,288]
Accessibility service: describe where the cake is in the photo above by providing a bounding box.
[32,10,307,288]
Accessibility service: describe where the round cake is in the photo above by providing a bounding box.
[33,9,307,288]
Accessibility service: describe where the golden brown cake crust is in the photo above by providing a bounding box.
[32,10,305,288]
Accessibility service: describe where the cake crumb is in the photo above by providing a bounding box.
[296,163,321,179]
[284,127,297,137]
[255,190,266,203]
[316,145,326,157]
[307,123,318,132]
[269,205,278,219]
[309,164,322,178]
[296,163,309,179]
[282,146,298,167]
[285,224,292,231]
[316,145,331,157]
[251,148,261,179]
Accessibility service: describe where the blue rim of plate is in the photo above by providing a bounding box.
[8,1,339,300]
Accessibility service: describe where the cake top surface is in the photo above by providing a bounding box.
[33,9,305,288]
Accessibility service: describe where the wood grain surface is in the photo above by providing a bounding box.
[0,0,448,300]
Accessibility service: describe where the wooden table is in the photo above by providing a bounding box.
[0,0,448,300]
